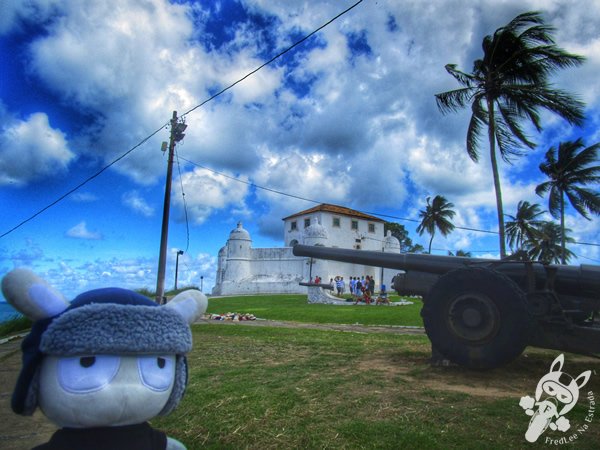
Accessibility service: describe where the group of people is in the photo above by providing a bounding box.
[312,275,391,305]
[354,282,390,305]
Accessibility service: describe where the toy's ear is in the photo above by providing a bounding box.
[1,268,70,321]
[575,370,592,390]
[165,289,207,324]
[549,354,564,373]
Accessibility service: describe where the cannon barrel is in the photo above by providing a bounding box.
[292,244,600,300]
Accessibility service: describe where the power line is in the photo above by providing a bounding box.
[174,148,190,253]
[180,0,365,119]
[177,155,502,237]
[0,125,167,239]
[0,0,364,240]
[177,154,599,249]
[573,253,600,264]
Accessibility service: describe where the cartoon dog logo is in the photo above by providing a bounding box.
[519,354,591,443]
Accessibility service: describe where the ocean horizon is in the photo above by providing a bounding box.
[0,302,21,323]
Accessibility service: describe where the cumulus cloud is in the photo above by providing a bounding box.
[122,191,155,217]
[65,221,103,240]
[0,112,74,186]
[2,0,598,262]
[173,167,249,225]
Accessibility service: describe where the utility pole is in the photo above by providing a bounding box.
[174,250,184,291]
[156,111,186,303]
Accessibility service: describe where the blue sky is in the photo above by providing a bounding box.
[1,0,599,300]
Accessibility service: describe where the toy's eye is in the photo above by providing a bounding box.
[80,356,96,368]
[57,355,120,393]
[138,355,175,392]
[558,393,570,403]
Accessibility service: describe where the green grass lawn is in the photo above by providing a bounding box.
[153,325,600,449]
[206,294,424,327]
[5,293,598,449]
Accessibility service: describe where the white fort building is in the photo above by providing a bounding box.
[212,204,401,296]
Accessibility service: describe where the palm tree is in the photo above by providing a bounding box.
[505,200,546,253]
[526,221,575,264]
[536,138,600,263]
[416,195,456,254]
[435,11,585,258]
[448,250,472,257]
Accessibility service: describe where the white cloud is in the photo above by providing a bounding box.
[122,191,155,217]
[70,192,99,203]
[0,112,74,186]
[65,221,103,240]
[2,0,599,262]
[174,167,249,225]
[0,0,62,34]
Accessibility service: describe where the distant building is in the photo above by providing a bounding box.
[212,203,401,296]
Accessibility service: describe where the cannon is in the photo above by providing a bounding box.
[292,244,600,369]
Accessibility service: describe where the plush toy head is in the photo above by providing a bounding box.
[535,354,591,417]
[2,268,207,429]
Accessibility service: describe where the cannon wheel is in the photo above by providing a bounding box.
[422,267,532,369]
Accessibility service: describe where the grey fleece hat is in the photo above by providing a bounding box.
[12,287,194,416]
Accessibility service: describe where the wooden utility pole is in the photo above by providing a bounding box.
[156,111,186,303]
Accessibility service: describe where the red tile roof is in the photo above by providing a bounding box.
[282,203,384,222]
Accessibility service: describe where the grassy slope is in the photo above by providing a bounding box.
[153,325,600,449]
[206,294,424,327]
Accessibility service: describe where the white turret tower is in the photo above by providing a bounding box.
[225,222,252,281]
[382,230,402,290]
[302,217,329,281]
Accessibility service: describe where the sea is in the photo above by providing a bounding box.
[0,302,21,323]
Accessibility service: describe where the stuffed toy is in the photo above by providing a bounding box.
[2,268,207,450]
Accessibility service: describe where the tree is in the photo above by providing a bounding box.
[505,200,546,253]
[384,222,423,253]
[526,221,575,264]
[435,11,585,258]
[448,250,472,257]
[536,138,600,263]
[416,195,456,254]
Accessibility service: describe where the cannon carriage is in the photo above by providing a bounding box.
[293,244,600,369]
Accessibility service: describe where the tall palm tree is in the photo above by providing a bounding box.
[435,11,585,258]
[536,138,600,263]
[505,200,546,253]
[526,221,575,264]
[416,195,456,254]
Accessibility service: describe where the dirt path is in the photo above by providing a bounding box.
[0,337,58,450]
[197,317,426,335]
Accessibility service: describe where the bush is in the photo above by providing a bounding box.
[0,315,31,338]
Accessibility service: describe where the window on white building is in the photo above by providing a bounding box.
[351,220,358,230]
[368,223,375,233]
[304,218,311,228]
[290,221,297,231]
[332,217,341,228]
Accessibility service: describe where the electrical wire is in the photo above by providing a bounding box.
[180,0,365,119]
[177,155,502,236]
[0,125,167,239]
[175,148,190,253]
[0,0,364,240]
[177,154,599,249]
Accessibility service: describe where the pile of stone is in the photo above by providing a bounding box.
[208,312,256,321]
